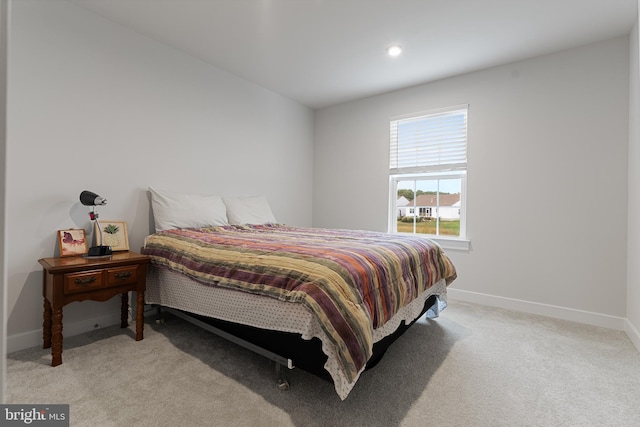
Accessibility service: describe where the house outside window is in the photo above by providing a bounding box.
[389,105,469,250]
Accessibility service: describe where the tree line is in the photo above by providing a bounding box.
[397,189,453,201]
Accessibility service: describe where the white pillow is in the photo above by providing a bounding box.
[223,195,277,225]
[149,187,229,232]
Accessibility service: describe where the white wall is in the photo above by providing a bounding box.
[314,37,630,327]
[627,12,640,350]
[5,0,314,350]
[0,0,9,404]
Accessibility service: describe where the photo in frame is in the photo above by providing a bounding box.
[57,229,88,257]
[95,220,129,251]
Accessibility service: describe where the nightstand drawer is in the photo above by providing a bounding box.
[106,266,138,287]
[64,270,103,293]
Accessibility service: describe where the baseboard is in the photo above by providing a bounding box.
[8,294,638,354]
[625,318,640,352]
[7,312,122,354]
[447,288,627,331]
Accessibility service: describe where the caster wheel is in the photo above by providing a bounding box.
[277,380,289,391]
[155,318,165,325]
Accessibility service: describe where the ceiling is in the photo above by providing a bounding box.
[70,0,638,109]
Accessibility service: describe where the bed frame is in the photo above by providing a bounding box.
[153,294,439,391]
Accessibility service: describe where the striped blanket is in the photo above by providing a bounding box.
[142,224,457,385]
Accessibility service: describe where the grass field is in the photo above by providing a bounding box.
[397,219,460,236]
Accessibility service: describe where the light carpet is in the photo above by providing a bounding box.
[6,300,640,427]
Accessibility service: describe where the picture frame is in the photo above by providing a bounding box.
[57,229,88,257]
[95,220,130,251]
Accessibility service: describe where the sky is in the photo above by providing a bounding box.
[398,177,461,194]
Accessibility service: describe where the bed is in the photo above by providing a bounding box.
[141,189,457,400]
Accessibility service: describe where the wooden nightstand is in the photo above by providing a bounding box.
[38,251,151,366]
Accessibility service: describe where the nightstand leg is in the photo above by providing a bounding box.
[43,299,52,349]
[51,308,63,367]
[120,292,129,328]
[136,291,144,341]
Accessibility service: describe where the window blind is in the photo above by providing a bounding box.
[390,106,468,174]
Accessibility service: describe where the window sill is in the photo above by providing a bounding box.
[394,231,470,251]
[428,236,470,252]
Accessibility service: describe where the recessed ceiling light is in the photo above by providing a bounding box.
[387,45,403,57]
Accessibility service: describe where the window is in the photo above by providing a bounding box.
[389,105,468,249]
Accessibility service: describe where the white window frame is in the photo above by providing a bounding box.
[388,105,470,251]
